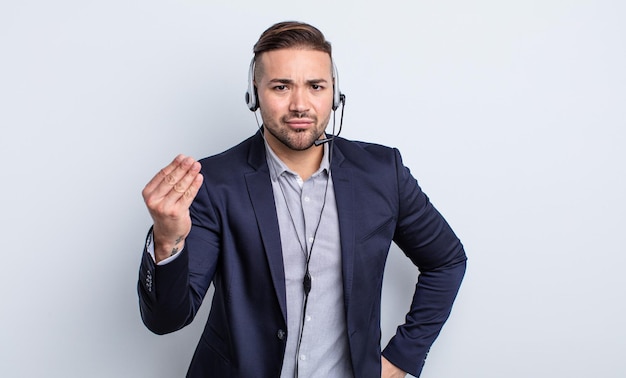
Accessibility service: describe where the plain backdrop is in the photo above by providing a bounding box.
[1,1,625,377]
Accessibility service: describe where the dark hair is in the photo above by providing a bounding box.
[253,21,332,58]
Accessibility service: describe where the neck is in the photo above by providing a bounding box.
[264,132,324,181]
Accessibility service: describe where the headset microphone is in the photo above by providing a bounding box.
[314,93,346,146]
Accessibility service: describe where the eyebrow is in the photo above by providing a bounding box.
[268,78,329,85]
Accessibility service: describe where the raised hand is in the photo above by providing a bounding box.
[142,154,204,262]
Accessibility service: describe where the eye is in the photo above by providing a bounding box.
[273,85,287,91]
[311,84,323,91]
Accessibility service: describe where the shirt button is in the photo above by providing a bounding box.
[305,315,311,322]
[304,196,310,202]
[308,237,314,243]
[300,354,306,361]
[277,329,286,340]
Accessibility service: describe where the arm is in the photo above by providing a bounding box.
[137,154,208,334]
[382,149,467,377]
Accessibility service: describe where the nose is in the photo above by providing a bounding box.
[288,87,310,113]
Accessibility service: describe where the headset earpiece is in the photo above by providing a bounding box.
[245,58,259,111]
[332,61,344,111]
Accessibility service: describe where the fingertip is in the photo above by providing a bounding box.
[170,155,181,166]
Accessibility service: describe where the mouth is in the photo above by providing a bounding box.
[284,118,315,129]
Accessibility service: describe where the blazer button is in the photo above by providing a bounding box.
[146,272,153,292]
[277,329,286,341]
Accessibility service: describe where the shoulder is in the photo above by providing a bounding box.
[334,136,396,154]
[332,136,402,169]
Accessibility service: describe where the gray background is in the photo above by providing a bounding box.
[1,1,625,377]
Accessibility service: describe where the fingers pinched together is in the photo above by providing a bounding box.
[142,154,204,261]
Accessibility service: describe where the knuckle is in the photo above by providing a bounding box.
[164,174,176,185]
[144,196,158,208]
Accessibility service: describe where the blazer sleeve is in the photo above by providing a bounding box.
[137,177,221,335]
[382,148,467,377]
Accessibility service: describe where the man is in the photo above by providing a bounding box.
[138,21,466,378]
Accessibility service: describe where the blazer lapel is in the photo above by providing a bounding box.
[244,133,287,322]
[330,144,356,315]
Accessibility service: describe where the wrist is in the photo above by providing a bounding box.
[153,234,186,263]
[154,242,185,263]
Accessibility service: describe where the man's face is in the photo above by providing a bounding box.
[255,48,334,152]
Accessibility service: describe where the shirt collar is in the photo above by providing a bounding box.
[264,136,330,181]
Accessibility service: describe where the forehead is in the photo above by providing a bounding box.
[257,48,332,78]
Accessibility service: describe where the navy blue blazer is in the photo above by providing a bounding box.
[138,131,466,377]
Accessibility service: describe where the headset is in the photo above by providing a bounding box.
[245,57,345,112]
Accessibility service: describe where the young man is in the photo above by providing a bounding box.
[138,21,466,378]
